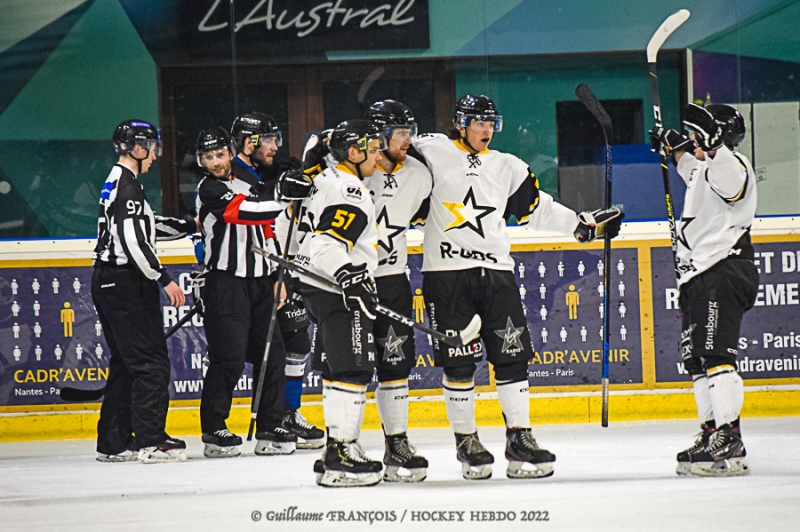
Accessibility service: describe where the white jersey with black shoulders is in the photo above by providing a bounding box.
[293,164,378,292]
[93,164,193,286]
[362,156,432,277]
[675,146,757,287]
[412,133,578,273]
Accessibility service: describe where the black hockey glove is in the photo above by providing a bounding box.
[189,271,206,316]
[682,103,724,151]
[276,168,313,201]
[649,127,695,160]
[302,130,332,173]
[283,275,304,306]
[334,263,378,320]
[574,207,624,243]
[278,155,302,173]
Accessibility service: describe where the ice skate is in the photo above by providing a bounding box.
[255,426,297,455]
[96,449,137,463]
[505,428,555,479]
[690,426,750,477]
[313,458,325,485]
[138,437,187,463]
[383,433,428,482]
[319,440,383,488]
[283,409,325,449]
[455,432,494,480]
[202,429,242,458]
[676,423,714,475]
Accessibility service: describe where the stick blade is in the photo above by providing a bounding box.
[575,83,612,139]
[647,9,690,62]
[60,386,105,402]
[459,314,482,345]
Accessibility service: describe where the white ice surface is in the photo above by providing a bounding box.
[2,417,799,532]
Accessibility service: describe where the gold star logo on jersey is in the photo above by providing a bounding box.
[442,187,496,238]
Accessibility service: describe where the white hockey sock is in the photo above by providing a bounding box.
[377,379,409,436]
[442,378,477,435]
[707,365,744,428]
[497,379,530,429]
[691,373,714,424]
[322,380,367,442]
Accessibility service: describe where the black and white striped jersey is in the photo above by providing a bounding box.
[675,146,757,287]
[195,169,286,278]
[93,164,194,286]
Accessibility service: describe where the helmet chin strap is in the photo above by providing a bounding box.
[131,146,152,174]
[347,151,369,180]
[459,129,479,154]
[381,149,397,168]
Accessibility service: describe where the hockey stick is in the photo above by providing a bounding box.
[647,9,690,282]
[247,201,299,442]
[60,304,202,402]
[251,245,482,347]
[575,83,614,428]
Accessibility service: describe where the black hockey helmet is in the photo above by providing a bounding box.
[453,94,503,132]
[329,119,386,163]
[364,100,418,142]
[230,112,282,151]
[706,104,746,148]
[195,127,235,166]
[113,120,162,157]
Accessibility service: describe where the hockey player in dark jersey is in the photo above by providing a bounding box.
[230,113,324,449]
[194,127,312,458]
[93,120,196,463]
[413,95,623,480]
[650,104,758,477]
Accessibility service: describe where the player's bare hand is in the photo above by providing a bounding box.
[164,281,185,307]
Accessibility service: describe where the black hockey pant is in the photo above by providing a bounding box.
[92,264,171,454]
[200,271,286,433]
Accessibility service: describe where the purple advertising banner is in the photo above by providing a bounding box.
[0,260,488,406]
[514,247,642,386]
[651,242,800,383]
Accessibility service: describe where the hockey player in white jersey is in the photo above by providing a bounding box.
[414,95,622,480]
[292,120,384,487]
[362,100,432,482]
[651,103,758,477]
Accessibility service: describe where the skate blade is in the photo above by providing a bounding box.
[675,462,692,476]
[96,452,137,463]
[690,458,750,477]
[296,437,326,450]
[203,444,241,458]
[138,449,187,464]
[506,460,554,479]
[461,462,492,480]
[319,470,382,488]
[383,465,427,483]
[254,441,296,456]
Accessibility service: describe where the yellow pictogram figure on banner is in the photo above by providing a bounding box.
[61,302,75,337]
[413,288,426,323]
[565,285,580,320]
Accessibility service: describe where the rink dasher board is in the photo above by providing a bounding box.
[1,225,800,422]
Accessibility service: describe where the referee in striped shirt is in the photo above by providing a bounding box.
[92,120,196,463]
[194,127,312,458]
